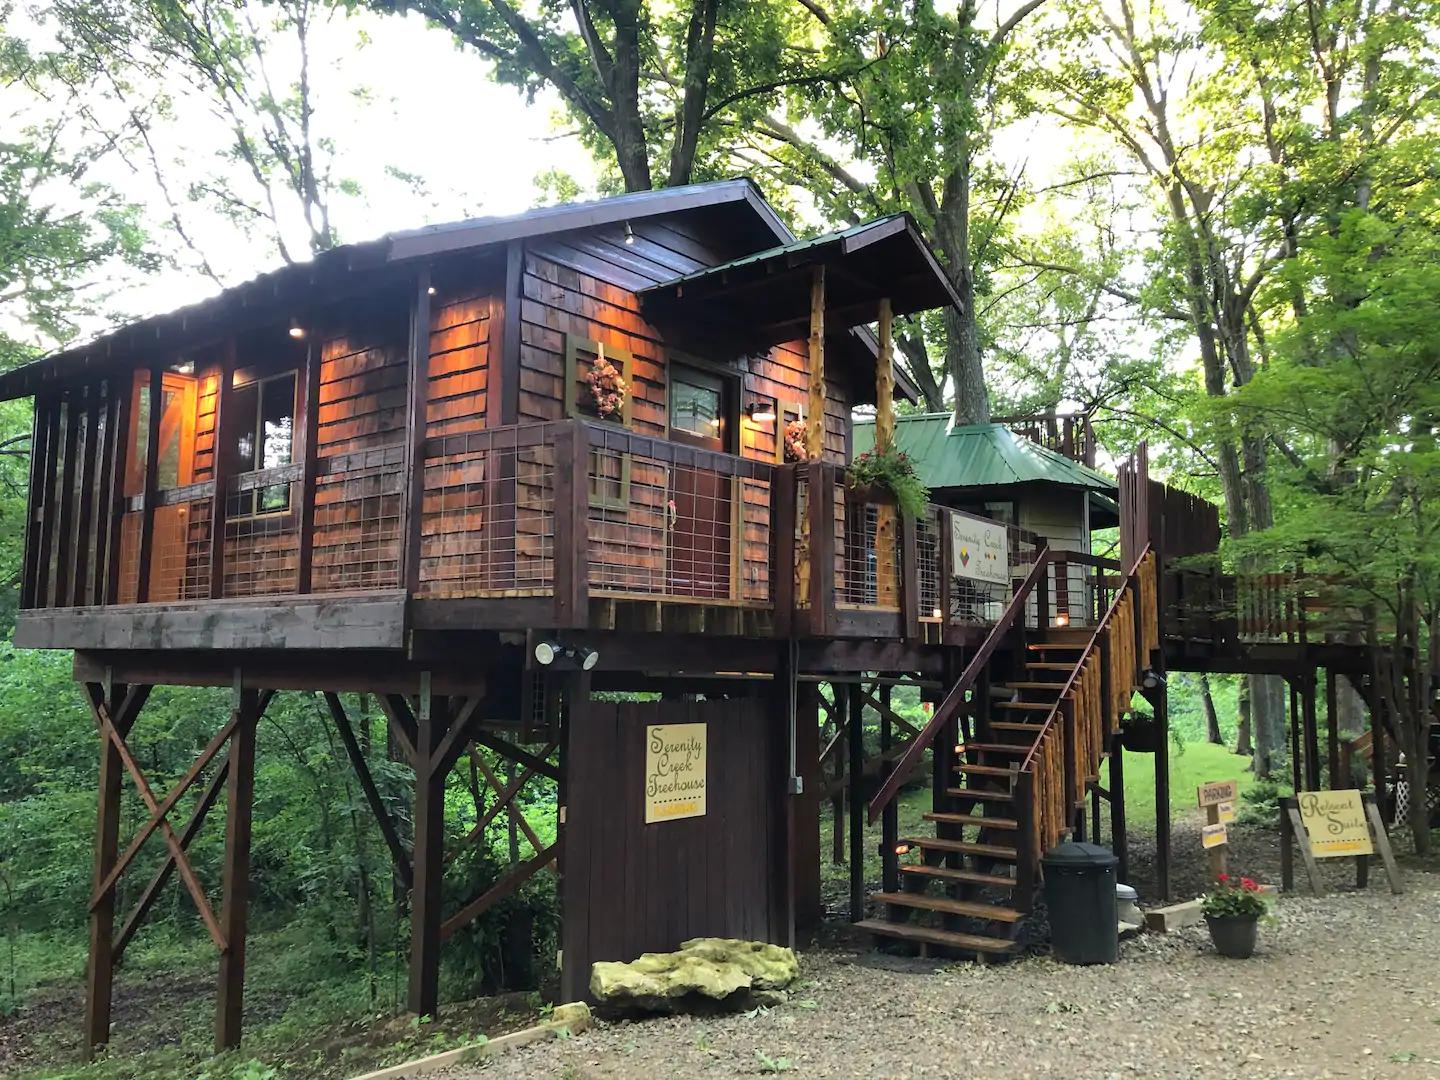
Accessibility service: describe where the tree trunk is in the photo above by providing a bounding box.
[1235,678,1253,756]
[1200,674,1222,745]
[1250,674,1286,778]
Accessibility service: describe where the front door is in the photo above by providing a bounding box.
[667,365,733,600]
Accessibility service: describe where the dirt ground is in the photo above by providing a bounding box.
[446,824,1440,1080]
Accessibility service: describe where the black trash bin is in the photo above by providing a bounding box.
[1042,840,1119,964]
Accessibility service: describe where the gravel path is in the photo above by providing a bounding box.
[447,865,1440,1080]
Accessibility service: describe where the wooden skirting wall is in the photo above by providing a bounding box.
[560,696,783,1002]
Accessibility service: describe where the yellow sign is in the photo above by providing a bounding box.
[1298,790,1374,857]
[1217,801,1235,824]
[645,723,707,824]
[1198,780,1238,808]
[1202,823,1228,849]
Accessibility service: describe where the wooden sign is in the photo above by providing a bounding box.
[1297,790,1374,858]
[951,514,1009,585]
[1218,801,1235,824]
[645,723,707,824]
[1201,822,1228,849]
[1197,779,1238,808]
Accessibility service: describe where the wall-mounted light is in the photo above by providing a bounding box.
[1141,668,1166,690]
[1053,612,1070,627]
[932,607,942,620]
[534,640,600,671]
[624,222,635,245]
[575,646,600,672]
[893,843,911,856]
[288,319,306,340]
[427,285,437,296]
[174,361,195,375]
[746,400,777,423]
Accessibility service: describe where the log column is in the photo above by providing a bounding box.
[874,299,897,608]
[805,267,826,461]
[216,687,262,1051]
[408,683,449,1017]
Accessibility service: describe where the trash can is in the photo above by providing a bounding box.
[1042,841,1119,964]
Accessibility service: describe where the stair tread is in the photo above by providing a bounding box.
[855,919,1020,954]
[923,812,1019,829]
[1026,662,1076,670]
[900,863,1016,888]
[944,787,1015,802]
[1027,642,1088,650]
[964,742,1030,755]
[1001,682,1074,690]
[995,701,1056,710]
[953,764,1016,777]
[989,721,1045,732]
[903,837,1018,859]
[871,892,1024,923]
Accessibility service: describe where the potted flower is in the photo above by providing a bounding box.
[784,419,808,463]
[846,446,929,518]
[1201,874,1268,958]
[1119,710,1161,752]
[586,353,627,423]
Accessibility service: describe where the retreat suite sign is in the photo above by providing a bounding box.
[952,515,1009,585]
[645,723,708,823]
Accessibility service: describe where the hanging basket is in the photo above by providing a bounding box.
[1119,712,1160,753]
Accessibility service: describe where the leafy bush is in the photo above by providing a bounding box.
[1238,779,1283,826]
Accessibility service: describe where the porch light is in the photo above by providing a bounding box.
[624,222,635,245]
[1141,668,1166,690]
[427,286,436,296]
[288,320,306,340]
[893,843,911,855]
[576,646,600,672]
[1052,612,1070,627]
[746,401,777,423]
[955,744,965,754]
[534,640,561,666]
[174,361,195,375]
[932,607,942,619]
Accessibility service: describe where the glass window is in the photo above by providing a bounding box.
[228,372,297,517]
[671,378,723,438]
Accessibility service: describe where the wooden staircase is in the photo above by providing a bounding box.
[860,550,1160,960]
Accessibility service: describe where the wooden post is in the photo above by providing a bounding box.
[805,266,826,462]
[135,366,163,603]
[830,686,844,866]
[1109,731,1127,883]
[103,382,133,606]
[880,684,898,894]
[1150,679,1172,900]
[1203,802,1228,883]
[874,298,896,608]
[84,682,134,1059]
[215,687,261,1051]
[792,682,822,930]
[847,682,864,922]
[770,643,797,947]
[70,384,102,607]
[408,684,448,1017]
[1326,668,1340,790]
[89,387,121,607]
[403,269,433,595]
[808,462,836,637]
[772,467,796,637]
[54,387,82,605]
[296,335,323,594]
[552,425,590,628]
[209,340,238,599]
[1289,677,1303,792]
[34,398,62,608]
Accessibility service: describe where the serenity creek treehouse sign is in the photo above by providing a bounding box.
[951,515,1009,585]
[645,724,708,823]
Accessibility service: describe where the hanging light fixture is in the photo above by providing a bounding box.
[288,318,306,340]
[624,222,635,245]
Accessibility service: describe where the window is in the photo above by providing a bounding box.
[564,334,635,427]
[227,372,297,517]
[668,364,732,451]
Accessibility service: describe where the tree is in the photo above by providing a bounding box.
[379,0,837,193]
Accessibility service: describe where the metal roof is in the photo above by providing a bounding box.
[853,414,1118,493]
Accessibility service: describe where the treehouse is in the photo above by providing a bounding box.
[0,180,1398,1058]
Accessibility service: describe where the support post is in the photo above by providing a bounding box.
[209,340,237,599]
[1326,668,1340,791]
[1149,679,1172,900]
[1109,731,1127,883]
[879,684,898,894]
[216,687,261,1051]
[1303,670,1321,792]
[805,266,826,462]
[84,681,134,1059]
[403,268,433,595]
[135,367,163,602]
[1289,677,1303,792]
[771,642,797,947]
[830,686,844,866]
[873,298,896,609]
[408,685,448,1017]
[792,681,822,930]
[847,682,864,922]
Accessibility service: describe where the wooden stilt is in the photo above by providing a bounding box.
[879,684,898,895]
[1303,671,1321,792]
[847,682,864,922]
[1151,679,1171,900]
[408,683,448,1017]
[1109,731,1128,883]
[770,643,797,948]
[84,682,133,1059]
[1289,677,1303,792]
[1326,668,1340,790]
[792,682,822,930]
[874,299,896,608]
[215,688,261,1051]
[805,266,826,462]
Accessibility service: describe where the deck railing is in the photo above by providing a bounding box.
[993,410,1095,467]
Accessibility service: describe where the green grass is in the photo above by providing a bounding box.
[1118,742,1258,822]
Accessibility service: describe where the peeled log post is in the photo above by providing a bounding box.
[805,267,826,461]
[874,299,897,608]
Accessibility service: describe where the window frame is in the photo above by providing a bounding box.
[666,355,739,454]
[226,368,300,522]
[564,334,636,429]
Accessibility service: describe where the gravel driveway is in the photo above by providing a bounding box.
[447,865,1440,1080]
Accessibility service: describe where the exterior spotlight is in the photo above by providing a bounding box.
[932,607,942,619]
[534,640,560,666]
[746,401,777,423]
[427,285,436,295]
[1053,612,1070,627]
[624,222,635,245]
[288,320,306,340]
[1141,668,1166,689]
[576,646,599,671]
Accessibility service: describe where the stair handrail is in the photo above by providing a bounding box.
[867,545,1055,824]
[1020,544,1154,773]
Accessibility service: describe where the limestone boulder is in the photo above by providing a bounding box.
[590,938,800,1013]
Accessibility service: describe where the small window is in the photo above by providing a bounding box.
[564,335,635,427]
[669,363,731,451]
[228,371,297,517]
[588,448,631,512]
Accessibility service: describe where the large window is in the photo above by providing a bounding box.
[227,371,297,517]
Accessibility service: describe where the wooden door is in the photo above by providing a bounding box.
[667,365,733,601]
[127,370,198,601]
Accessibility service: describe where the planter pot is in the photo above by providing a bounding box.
[1120,720,1161,753]
[1206,915,1259,959]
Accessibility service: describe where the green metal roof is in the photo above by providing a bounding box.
[853,414,1118,493]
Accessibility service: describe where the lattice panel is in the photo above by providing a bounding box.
[311,461,403,591]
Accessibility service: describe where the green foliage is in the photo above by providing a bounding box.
[846,446,929,518]
[755,1049,792,1073]
[1200,875,1267,920]
[1238,780,1284,828]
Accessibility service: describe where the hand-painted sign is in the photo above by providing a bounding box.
[1198,780,1238,808]
[645,723,707,824]
[952,515,1009,586]
[1217,801,1235,824]
[1201,823,1228,849]
[1297,790,1373,857]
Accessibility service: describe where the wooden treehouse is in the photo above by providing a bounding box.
[2,180,1395,1056]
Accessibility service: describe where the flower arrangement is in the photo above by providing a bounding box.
[846,445,930,518]
[586,351,627,422]
[1201,874,1267,919]
[784,419,808,463]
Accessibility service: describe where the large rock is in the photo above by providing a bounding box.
[590,938,800,1013]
